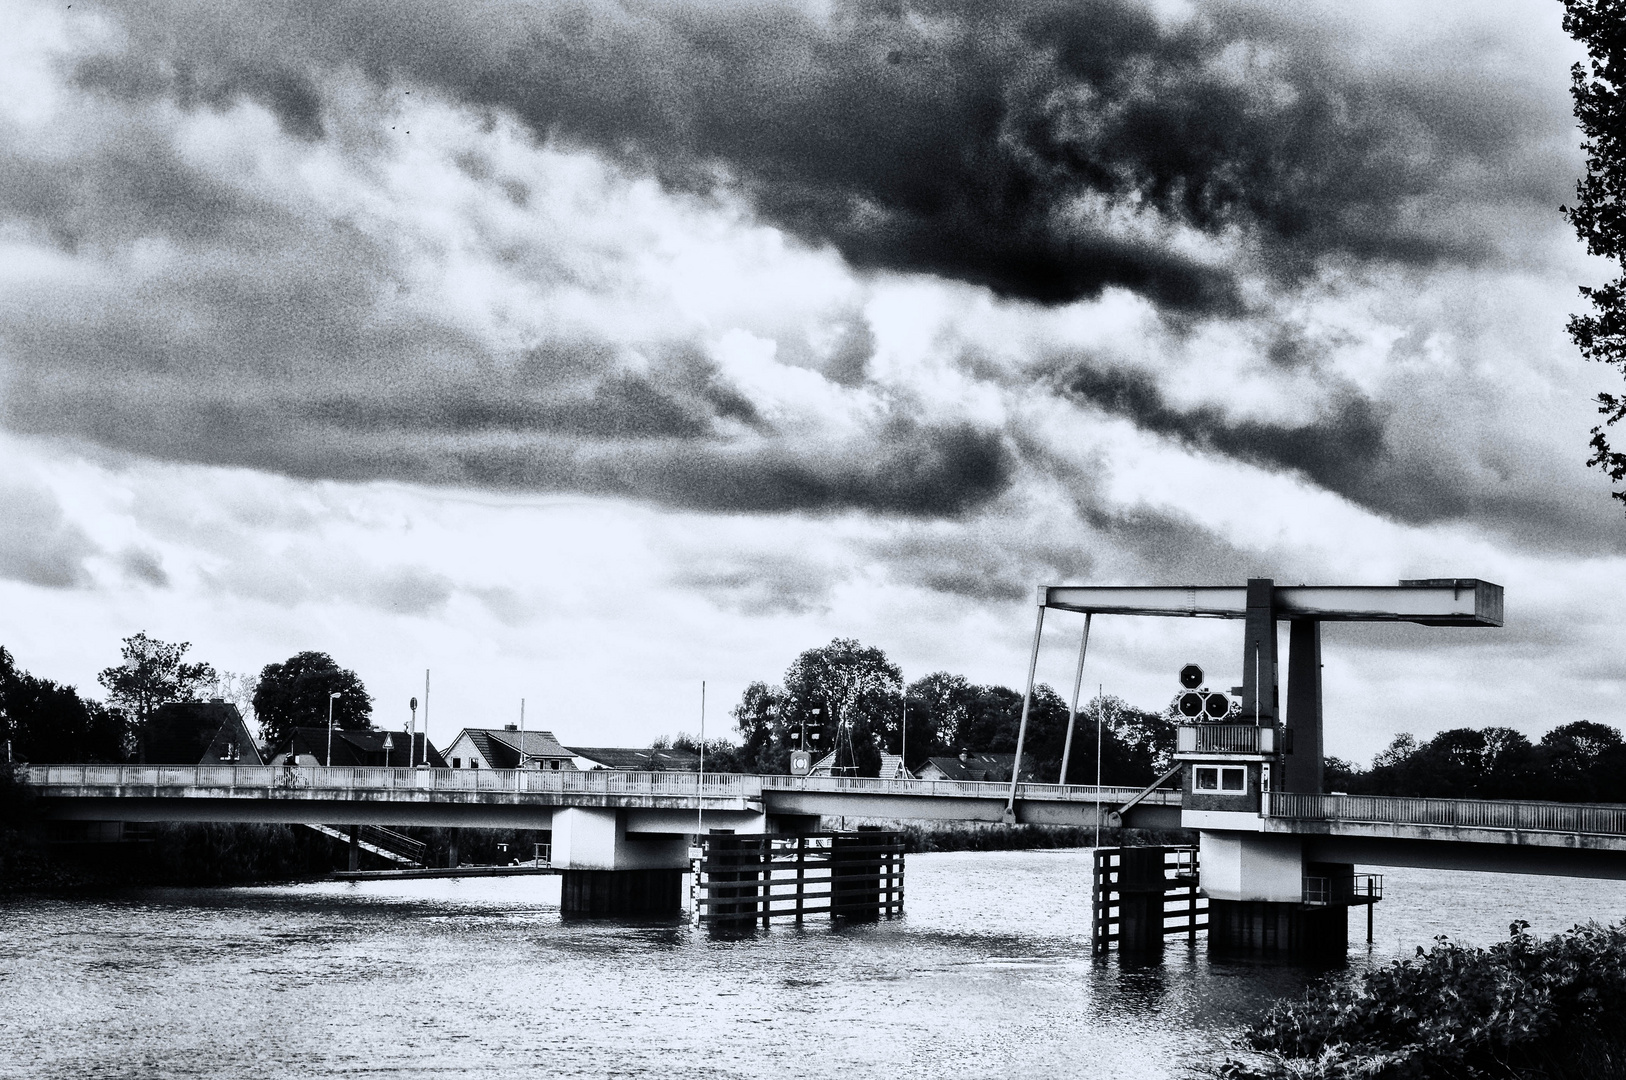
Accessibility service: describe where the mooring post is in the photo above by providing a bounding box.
[1005,594,1047,822]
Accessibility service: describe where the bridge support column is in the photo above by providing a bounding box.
[552,807,691,917]
[1284,620,1324,793]
[348,825,361,872]
[1199,832,1349,955]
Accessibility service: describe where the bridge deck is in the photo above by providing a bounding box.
[19,766,1178,828]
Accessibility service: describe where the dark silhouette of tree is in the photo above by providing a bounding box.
[4,646,127,764]
[96,632,217,761]
[253,652,371,753]
[780,638,902,777]
[1562,0,1626,501]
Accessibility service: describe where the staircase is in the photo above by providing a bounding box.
[303,823,428,867]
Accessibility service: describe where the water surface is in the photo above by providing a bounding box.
[3,850,1625,1079]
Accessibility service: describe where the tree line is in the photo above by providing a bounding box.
[0,634,373,764]
[1327,721,1626,804]
[661,637,1179,785]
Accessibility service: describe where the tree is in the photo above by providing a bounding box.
[3,646,127,764]
[96,632,217,761]
[1562,0,1626,501]
[252,652,372,753]
[781,639,902,777]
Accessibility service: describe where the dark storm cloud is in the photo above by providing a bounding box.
[72,0,1569,312]
[1058,360,1626,552]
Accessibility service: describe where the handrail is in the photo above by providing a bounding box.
[16,765,1181,805]
[1267,791,1626,837]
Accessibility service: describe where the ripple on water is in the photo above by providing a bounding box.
[1,850,1624,1079]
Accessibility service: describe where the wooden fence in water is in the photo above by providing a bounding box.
[691,831,904,928]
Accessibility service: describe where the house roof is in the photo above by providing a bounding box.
[280,727,446,768]
[454,728,574,766]
[878,753,908,780]
[921,753,1036,783]
[566,746,702,771]
[146,701,262,765]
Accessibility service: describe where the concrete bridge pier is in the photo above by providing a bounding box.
[551,807,773,917]
[1199,832,1349,955]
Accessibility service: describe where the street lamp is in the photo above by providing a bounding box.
[409,696,419,767]
[326,691,342,767]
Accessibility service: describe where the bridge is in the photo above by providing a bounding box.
[20,576,1626,945]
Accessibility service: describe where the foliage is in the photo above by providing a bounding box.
[3,646,128,764]
[252,651,372,753]
[205,671,259,728]
[96,632,216,759]
[782,638,903,776]
[1562,0,1626,503]
[1225,920,1626,1080]
[1345,721,1626,803]
[699,640,1176,784]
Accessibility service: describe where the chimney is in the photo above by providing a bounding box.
[504,723,518,731]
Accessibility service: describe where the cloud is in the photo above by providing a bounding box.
[62,0,1574,312]
[0,482,98,588]
[118,546,168,587]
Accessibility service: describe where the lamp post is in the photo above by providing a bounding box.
[326,691,342,766]
[409,696,419,767]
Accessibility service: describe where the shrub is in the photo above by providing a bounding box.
[1224,920,1626,1079]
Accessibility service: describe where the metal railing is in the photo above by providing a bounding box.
[18,766,1178,805]
[1176,725,1275,754]
[757,774,1176,804]
[1303,873,1383,906]
[1267,791,1626,837]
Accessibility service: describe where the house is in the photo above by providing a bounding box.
[145,700,263,766]
[916,752,1037,783]
[567,746,702,772]
[268,727,447,768]
[444,727,577,770]
[877,753,911,780]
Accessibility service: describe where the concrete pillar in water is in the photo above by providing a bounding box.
[1284,620,1324,794]
[551,806,694,917]
[1199,832,1348,955]
[446,829,459,869]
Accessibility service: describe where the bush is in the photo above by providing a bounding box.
[1224,920,1626,1079]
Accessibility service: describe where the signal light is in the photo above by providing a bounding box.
[1179,664,1204,689]
[1204,693,1231,719]
[1178,691,1206,717]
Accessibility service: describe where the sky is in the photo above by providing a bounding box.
[0,0,1620,766]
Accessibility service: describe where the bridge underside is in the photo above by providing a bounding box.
[1298,832,1626,880]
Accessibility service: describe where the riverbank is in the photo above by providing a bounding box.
[1224,919,1626,1079]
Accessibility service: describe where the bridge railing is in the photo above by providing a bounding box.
[21,765,761,799]
[21,765,1174,805]
[757,774,1173,804]
[1266,791,1626,837]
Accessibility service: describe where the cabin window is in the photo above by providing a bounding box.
[1194,766,1247,793]
[471,760,479,769]
[550,760,560,770]
[452,758,461,768]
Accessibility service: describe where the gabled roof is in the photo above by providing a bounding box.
[454,728,574,764]
[567,746,702,771]
[146,701,263,766]
[921,753,1036,783]
[279,727,446,768]
[878,753,909,780]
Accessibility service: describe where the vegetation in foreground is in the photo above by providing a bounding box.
[1222,920,1626,1080]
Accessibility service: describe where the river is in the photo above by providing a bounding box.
[3,850,1626,1079]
